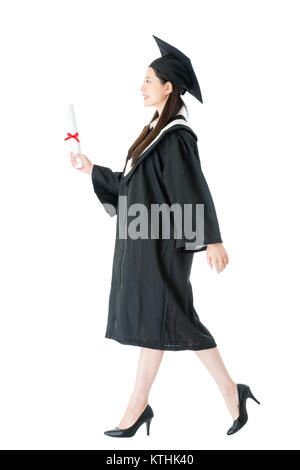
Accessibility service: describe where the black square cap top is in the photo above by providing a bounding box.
[149,35,203,103]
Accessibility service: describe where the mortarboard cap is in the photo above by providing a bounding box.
[149,35,203,103]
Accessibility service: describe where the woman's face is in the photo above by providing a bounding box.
[140,67,172,108]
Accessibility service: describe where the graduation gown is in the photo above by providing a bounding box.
[91,116,222,351]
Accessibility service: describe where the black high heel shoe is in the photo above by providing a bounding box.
[104,404,154,438]
[227,383,260,435]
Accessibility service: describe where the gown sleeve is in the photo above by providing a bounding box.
[91,164,123,217]
[161,130,223,253]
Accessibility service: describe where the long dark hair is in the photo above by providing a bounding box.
[124,67,188,170]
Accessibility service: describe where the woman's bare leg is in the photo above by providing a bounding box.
[195,347,240,420]
[118,347,164,429]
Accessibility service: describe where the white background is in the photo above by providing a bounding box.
[0,0,299,451]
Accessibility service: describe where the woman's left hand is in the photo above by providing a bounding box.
[70,152,94,175]
[206,243,229,273]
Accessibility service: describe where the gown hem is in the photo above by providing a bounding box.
[105,334,217,352]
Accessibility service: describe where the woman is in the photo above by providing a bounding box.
[70,36,260,437]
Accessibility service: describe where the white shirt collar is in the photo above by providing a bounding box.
[149,105,187,129]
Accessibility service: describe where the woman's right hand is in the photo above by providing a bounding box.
[70,151,94,175]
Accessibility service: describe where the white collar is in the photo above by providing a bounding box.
[123,117,194,177]
[149,105,187,129]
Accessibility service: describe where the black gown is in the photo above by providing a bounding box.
[91,115,223,351]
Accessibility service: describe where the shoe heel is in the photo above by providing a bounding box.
[146,417,152,436]
[248,389,260,405]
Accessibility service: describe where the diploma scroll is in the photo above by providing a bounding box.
[64,104,83,169]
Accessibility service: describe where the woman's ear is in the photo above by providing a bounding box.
[165,81,173,95]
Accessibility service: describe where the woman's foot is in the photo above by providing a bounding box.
[221,382,240,420]
[118,397,149,429]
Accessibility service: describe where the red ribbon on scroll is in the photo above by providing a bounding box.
[64,132,80,143]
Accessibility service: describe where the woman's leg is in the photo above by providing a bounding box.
[118,347,164,429]
[195,347,239,420]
